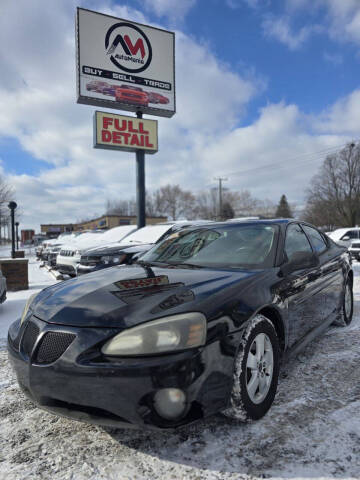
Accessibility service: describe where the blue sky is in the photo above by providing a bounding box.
[0,0,359,229]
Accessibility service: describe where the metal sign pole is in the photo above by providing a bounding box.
[136,111,146,229]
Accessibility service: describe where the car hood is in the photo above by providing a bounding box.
[31,264,265,328]
[83,243,152,256]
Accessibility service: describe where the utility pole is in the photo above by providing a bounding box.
[214,177,227,220]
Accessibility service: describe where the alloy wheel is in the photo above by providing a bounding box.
[246,333,274,404]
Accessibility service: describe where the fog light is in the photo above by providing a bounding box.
[153,388,186,420]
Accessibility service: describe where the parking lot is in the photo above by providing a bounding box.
[0,256,359,480]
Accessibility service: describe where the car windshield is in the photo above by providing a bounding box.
[141,224,278,269]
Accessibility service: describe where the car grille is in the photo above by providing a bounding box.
[21,321,40,357]
[60,250,75,256]
[36,332,76,364]
[351,243,360,248]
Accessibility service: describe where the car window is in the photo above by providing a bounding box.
[302,225,328,254]
[340,230,359,240]
[141,224,278,269]
[285,224,312,260]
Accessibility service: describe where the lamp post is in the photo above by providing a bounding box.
[8,201,17,259]
[15,222,19,250]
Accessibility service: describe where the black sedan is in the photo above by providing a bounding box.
[8,220,353,429]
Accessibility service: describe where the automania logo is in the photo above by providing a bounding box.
[105,22,152,74]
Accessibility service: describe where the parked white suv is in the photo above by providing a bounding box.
[327,228,360,260]
[56,226,136,276]
[56,232,105,276]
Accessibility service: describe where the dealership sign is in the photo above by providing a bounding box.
[93,111,158,154]
[76,8,175,117]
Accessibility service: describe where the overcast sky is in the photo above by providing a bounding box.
[1,0,360,230]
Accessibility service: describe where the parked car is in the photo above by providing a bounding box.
[47,226,135,270]
[349,240,360,260]
[327,228,360,260]
[77,222,208,275]
[102,85,116,96]
[40,232,83,263]
[56,232,105,277]
[86,81,110,93]
[147,92,169,104]
[8,220,353,430]
[326,227,360,247]
[115,85,149,107]
[0,269,6,304]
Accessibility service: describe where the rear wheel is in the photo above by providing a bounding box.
[224,314,280,421]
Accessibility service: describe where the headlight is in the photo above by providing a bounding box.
[100,254,125,265]
[101,312,207,356]
[20,293,38,324]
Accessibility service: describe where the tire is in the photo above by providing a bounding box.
[336,279,354,326]
[224,314,280,422]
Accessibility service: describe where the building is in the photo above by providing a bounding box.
[40,224,75,238]
[75,215,167,231]
[41,215,167,237]
[21,229,35,244]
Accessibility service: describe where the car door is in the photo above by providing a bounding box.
[280,223,324,347]
[302,224,344,323]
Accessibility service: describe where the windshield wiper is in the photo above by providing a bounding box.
[165,262,204,269]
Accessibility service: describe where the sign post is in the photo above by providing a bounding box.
[136,111,145,228]
[76,8,175,227]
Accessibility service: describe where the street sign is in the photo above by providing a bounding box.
[76,8,175,117]
[93,111,158,154]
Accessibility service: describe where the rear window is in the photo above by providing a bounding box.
[340,230,359,240]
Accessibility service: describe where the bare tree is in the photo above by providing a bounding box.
[105,198,136,216]
[0,175,14,243]
[155,184,195,220]
[255,199,276,218]
[303,142,360,227]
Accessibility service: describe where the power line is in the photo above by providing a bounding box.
[225,141,355,178]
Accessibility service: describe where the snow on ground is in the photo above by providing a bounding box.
[0,263,360,479]
[0,253,57,342]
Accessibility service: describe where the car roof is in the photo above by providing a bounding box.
[327,227,359,240]
[191,218,293,228]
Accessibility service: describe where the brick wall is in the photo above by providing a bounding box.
[0,259,29,291]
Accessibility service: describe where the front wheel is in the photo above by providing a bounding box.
[224,315,280,421]
[342,279,353,325]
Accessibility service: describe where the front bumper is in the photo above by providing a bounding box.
[8,316,234,430]
[77,263,107,275]
[56,254,80,275]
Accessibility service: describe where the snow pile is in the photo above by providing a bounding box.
[0,262,360,479]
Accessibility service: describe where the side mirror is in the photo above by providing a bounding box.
[281,251,319,276]
[342,236,350,241]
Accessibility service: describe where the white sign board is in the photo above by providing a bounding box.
[76,8,175,118]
